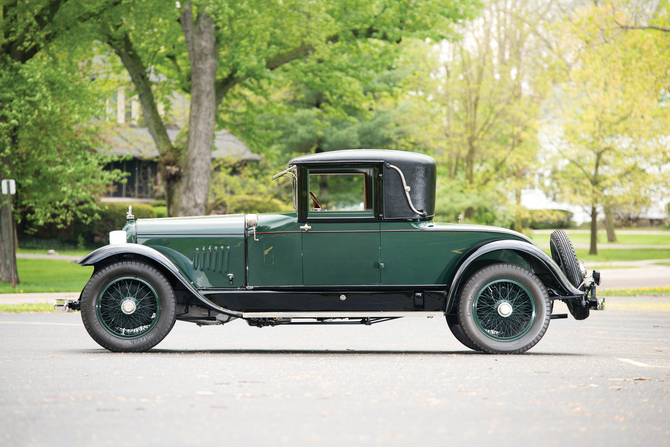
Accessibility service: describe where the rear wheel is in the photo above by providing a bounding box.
[81,261,177,352]
[458,264,551,354]
[446,313,482,351]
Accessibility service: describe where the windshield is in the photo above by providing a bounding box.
[272,165,297,212]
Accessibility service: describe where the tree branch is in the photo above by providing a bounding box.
[179,2,196,68]
[615,20,670,33]
[104,29,174,159]
[3,0,122,63]
[214,28,386,108]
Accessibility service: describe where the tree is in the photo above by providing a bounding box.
[0,0,122,284]
[545,1,670,254]
[394,0,554,227]
[90,0,480,216]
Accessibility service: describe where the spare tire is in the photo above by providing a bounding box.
[550,230,588,320]
[550,230,582,287]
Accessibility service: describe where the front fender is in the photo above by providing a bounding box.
[445,240,583,313]
[78,244,242,318]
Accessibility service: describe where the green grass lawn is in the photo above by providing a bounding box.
[562,249,670,263]
[0,303,55,313]
[600,286,670,296]
[17,248,91,257]
[583,265,637,269]
[530,231,670,246]
[536,248,670,263]
[0,259,93,294]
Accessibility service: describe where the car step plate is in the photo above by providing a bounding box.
[241,311,445,319]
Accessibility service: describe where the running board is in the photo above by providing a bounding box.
[241,311,444,319]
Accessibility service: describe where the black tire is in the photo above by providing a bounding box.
[446,313,482,351]
[458,264,551,354]
[550,230,582,287]
[550,230,589,320]
[80,261,177,352]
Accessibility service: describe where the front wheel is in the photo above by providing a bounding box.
[458,264,551,354]
[80,261,177,352]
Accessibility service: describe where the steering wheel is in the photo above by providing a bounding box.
[309,191,323,211]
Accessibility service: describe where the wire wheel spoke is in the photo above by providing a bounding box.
[96,277,161,339]
[473,279,536,341]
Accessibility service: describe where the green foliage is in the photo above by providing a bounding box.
[154,206,168,218]
[545,1,670,252]
[86,203,156,244]
[209,160,292,214]
[206,0,480,150]
[211,195,292,215]
[433,177,513,227]
[389,2,554,229]
[524,210,573,230]
[0,53,123,230]
[18,238,82,252]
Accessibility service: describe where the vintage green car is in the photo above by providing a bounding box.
[74,150,603,354]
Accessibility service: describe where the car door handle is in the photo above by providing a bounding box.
[300,224,312,231]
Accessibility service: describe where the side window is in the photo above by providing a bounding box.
[307,168,374,217]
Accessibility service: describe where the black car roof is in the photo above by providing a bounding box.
[290,149,436,221]
[289,149,435,167]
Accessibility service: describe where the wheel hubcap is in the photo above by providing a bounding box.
[121,298,137,315]
[96,277,161,339]
[497,301,513,317]
[473,279,536,341]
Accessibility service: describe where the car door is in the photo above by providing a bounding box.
[247,213,303,287]
[301,167,381,286]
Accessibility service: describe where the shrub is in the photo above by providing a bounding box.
[433,180,514,227]
[18,202,156,249]
[83,202,156,245]
[525,209,573,229]
[154,206,167,218]
[209,194,292,215]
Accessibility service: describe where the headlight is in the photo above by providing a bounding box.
[109,230,127,245]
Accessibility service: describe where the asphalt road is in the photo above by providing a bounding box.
[1,298,668,447]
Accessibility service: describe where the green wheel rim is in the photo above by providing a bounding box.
[473,279,536,342]
[96,276,161,339]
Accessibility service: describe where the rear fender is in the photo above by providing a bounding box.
[444,240,583,314]
[78,245,242,318]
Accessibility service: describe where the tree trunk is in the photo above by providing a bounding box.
[604,206,617,243]
[589,205,598,255]
[514,186,523,233]
[0,150,20,285]
[106,31,183,216]
[450,157,459,179]
[178,4,219,216]
[466,140,475,185]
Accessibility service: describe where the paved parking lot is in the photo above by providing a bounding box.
[1,297,668,446]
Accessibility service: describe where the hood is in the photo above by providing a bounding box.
[134,214,246,237]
